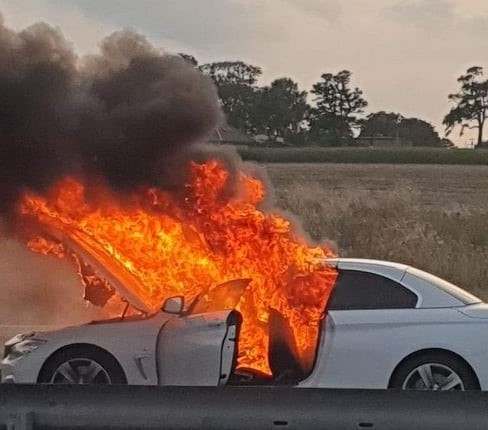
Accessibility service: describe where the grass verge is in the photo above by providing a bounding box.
[239,147,488,164]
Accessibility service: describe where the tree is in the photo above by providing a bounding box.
[308,115,353,146]
[444,66,488,148]
[309,70,367,146]
[253,78,309,145]
[360,111,443,147]
[360,111,402,137]
[200,61,262,133]
[398,117,442,147]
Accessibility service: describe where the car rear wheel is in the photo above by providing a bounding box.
[390,352,479,391]
[38,346,126,385]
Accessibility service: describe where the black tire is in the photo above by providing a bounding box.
[38,345,127,385]
[389,351,479,391]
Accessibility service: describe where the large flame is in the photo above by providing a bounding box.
[17,160,337,374]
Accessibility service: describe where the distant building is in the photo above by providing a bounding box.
[355,135,405,147]
[441,138,456,148]
[207,125,254,147]
[254,134,285,145]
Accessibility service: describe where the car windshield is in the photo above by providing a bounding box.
[407,267,481,305]
[186,278,251,315]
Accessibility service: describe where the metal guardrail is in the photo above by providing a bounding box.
[1,384,488,430]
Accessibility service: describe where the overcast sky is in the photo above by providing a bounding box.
[1,0,487,146]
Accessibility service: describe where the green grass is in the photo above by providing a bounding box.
[238,146,488,164]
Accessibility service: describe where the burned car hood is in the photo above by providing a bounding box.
[35,222,154,314]
[28,221,253,316]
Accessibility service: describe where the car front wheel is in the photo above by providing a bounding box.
[390,352,479,391]
[38,346,127,385]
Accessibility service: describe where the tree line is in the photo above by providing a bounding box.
[181,54,488,148]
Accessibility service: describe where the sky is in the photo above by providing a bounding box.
[1,0,487,146]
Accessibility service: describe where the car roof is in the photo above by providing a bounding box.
[324,258,409,270]
[323,258,409,282]
[324,258,481,306]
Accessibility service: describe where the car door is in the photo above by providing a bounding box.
[156,279,247,386]
[156,309,241,386]
[314,270,420,389]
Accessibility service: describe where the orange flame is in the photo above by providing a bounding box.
[18,160,337,374]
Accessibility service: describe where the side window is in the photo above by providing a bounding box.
[328,270,417,310]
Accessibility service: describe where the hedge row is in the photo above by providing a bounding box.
[237,147,488,164]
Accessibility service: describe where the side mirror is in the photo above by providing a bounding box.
[162,296,184,314]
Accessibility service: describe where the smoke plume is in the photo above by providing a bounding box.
[0,238,104,327]
[0,16,223,215]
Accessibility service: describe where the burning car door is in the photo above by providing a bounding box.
[156,279,248,386]
[156,309,241,386]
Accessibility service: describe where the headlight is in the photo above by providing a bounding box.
[6,339,47,360]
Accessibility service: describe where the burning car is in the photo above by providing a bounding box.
[14,163,339,376]
[3,152,486,392]
[3,252,488,391]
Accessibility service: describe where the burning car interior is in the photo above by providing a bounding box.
[31,227,322,386]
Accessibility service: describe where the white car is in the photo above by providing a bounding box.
[2,256,488,391]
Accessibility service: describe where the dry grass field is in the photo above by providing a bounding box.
[266,163,488,300]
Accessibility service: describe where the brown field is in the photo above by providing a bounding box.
[265,163,488,300]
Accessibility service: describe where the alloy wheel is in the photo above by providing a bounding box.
[50,358,112,384]
[402,363,464,391]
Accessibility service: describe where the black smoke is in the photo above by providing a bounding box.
[0,16,222,214]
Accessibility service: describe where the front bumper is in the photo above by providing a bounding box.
[1,357,18,383]
[1,352,42,384]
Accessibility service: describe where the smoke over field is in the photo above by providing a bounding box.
[0,237,103,325]
[0,16,222,217]
[0,15,223,333]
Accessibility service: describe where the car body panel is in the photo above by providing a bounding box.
[2,309,238,385]
[301,307,488,389]
[2,313,167,384]
[457,303,488,319]
[325,258,480,308]
[157,310,237,386]
[334,259,409,282]
[404,267,481,307]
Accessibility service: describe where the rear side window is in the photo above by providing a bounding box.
[328,270,418,310]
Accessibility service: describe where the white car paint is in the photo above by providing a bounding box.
[301,259,487,389]
[3,258,488,390]
[2,308,239,386]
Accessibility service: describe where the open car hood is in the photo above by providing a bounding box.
[31,221,252,316]
[34,223,154,314]
[187,278,251,314]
